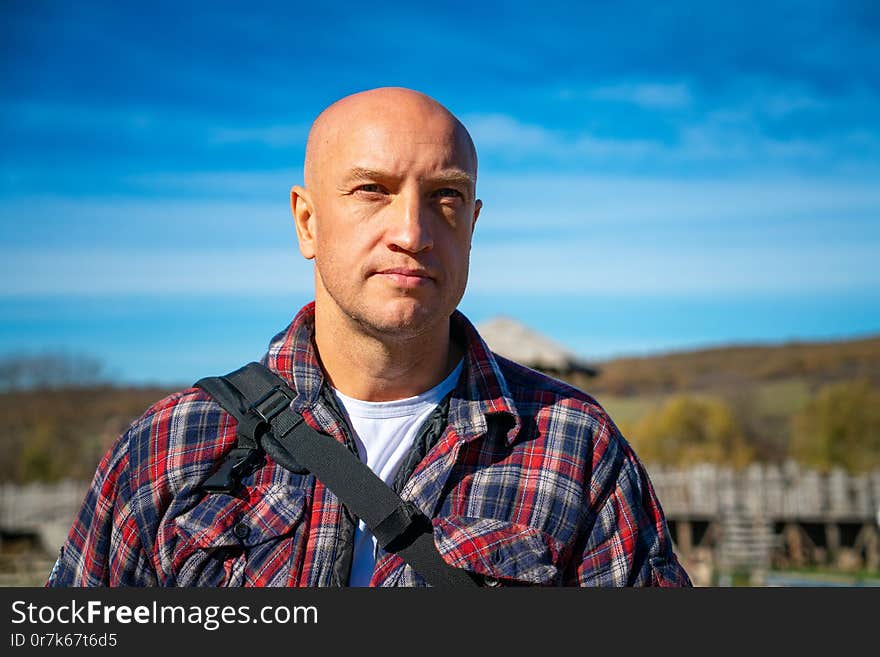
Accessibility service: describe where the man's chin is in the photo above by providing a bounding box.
[355,303,445,338]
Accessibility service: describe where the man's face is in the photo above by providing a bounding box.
[293,98,481,339]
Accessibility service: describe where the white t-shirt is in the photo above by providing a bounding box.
[332,360,463,586]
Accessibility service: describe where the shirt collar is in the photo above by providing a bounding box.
[262,302,521,446]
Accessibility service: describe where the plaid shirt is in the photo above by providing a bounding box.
[48,303,691,587]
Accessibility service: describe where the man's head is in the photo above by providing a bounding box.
[291,87,481,341]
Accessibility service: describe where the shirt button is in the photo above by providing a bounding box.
[233,522,250,540]
[484,576,501,587]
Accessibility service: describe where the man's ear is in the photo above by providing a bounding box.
[472,199,482,232]
[291,185,316,260]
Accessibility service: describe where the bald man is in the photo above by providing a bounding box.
[49,88,691,587]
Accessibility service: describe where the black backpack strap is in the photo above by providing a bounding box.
[193,376,258,492]
[195,362,479,588]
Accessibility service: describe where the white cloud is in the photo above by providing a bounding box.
[476,173,880,229]
[464,113,664,162]
[3,100,310,150]
[470,78,880,173]
[4,101,162,133]
[465,107,880,172]
[120,169,303,196]
[0,196,296,250]
[210,124,309,147]
[0,247,314,296]
[468,240,880,296]
[462,114,554,152]
[3,169,878,301]
[755,91,827,119]
[588,82,693,109]
[4,215,876,299]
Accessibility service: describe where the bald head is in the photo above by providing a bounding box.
[303,87,477,190]
[289,85,483,366]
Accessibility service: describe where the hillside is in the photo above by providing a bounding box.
[562,334,880,468]
[1,333,879,482]
[0,385,176,484]
[581,333,880,397]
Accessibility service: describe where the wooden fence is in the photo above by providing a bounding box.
[2,463,879,585]
[0,480,87,534]
[648,462,880,521]
[648,462,880,582]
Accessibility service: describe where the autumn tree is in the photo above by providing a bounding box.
[790,379,880,472]
[628,395,753,467]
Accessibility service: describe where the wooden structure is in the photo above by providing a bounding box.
[0,480,86,585]
[649,462,880,584]
[2,464,879,585]
[0,480,86,531]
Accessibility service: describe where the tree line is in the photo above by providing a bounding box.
[1,338,879,483]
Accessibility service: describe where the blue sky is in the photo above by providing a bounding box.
[2,1,879,385]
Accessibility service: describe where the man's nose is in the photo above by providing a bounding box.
[386,192,433,254]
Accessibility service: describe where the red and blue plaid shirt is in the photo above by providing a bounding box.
[48,303,691,587]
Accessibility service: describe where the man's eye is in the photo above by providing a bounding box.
[433,188,463,199]
[356,184,386,194]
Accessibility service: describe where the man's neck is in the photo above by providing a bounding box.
[313,305,462,403]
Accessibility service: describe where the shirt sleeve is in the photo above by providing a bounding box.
[567,425,692,587]
[46,428,157,587]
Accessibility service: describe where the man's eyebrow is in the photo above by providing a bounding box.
[344,167,391,183]
[430,170,475,188]
[343,167,475,187]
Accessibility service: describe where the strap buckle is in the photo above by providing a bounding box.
[202,447,264,494]
[246,385,291,425]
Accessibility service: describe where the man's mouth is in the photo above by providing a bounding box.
[373,267,433,288]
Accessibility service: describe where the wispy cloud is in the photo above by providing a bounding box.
[2,100,309,162]
[2,101,165,134]
[0,247,315,296]
[0,196,296,248]
[209,124,309,148]
[468,240,880,296]
[2,1,878,380]
[746,88,827,119]
[583,82,693,109]
[475,174,880,230]
[3,237,875,299]
[466,98,880,173]
[120,169,303,197]
[464,113,663,163]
